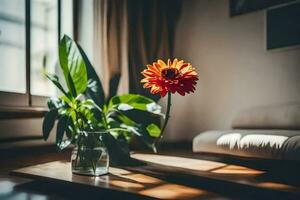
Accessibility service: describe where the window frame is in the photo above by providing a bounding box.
[0,0,63,112]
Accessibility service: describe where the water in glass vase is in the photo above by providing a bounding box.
[71,133,109,176]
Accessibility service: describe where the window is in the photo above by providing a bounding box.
[0,0,26,94]
[30,0,59,97]
[0,0,73,108]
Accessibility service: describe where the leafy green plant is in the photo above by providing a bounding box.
[43,35,163,165]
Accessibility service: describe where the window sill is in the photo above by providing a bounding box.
[0,106,48,119]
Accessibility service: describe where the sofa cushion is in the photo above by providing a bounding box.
[193,130,300,161]
[231,104,300,130]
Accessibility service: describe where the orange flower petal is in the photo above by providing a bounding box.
[175,60,184,70]
[141,58,198,97]
[157,60,167,68]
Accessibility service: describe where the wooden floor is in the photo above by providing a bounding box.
[1,146,300,200]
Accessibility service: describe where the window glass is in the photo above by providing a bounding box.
[0,0,26,93]
[61,0,74,38]
[30,0,58,96]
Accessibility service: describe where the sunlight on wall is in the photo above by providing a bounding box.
[170,0,300,141]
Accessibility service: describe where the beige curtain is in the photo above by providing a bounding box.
[78,0,181,99]
[93,0,129,96]
[127,0,182,101]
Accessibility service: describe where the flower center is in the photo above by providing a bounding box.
[161,68,179,80]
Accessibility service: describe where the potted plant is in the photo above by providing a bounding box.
[43,35,163,176]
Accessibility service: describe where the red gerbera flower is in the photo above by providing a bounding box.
[141,59,198,97]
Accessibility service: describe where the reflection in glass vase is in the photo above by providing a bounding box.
[71,131,109,176]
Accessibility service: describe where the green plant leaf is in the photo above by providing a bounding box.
[59,95,72,105]
[146,123,161,138]
[65,120,74,139]
[77,44,106,107]
[109,112,156,149]
[59,35,88,97]
[58,139,72,150]
[56,116,68,146]
[101,133,134,166]
[47,97,65,110]
[107,73,121,102]
[102,134,144,166]
[108,111,142,135]
[44,73,69,98]
[116,112,138,127]
[81,99,97,110]
[42,109,58,140]
[109,94,163,116]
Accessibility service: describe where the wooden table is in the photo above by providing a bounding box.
[10,153,300,200]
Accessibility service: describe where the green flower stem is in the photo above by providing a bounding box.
[74,116,80,168]
[74,110,85,170]
[155,92,172,147]
[91,157,96,174]
[102,107,109,130]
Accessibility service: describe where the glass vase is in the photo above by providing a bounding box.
[71,132,109,176]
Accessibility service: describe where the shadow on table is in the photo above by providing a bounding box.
[13,180,154,200]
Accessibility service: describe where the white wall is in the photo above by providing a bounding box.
[164,0,300,142]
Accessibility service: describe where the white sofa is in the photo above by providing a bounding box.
[193,103,300,161]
